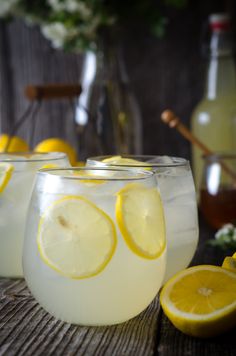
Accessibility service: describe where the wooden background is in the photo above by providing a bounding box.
[0,0,235,161]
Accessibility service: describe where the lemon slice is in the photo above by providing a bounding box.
[102,156,152,170]
[37,196,117,279]
[116,183,166,259]
[73,170,106,185]
[40,164,59,169]
[160,265,236,338]
[0,163,14,193]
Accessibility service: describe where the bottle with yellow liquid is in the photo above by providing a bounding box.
[191,13,236,193]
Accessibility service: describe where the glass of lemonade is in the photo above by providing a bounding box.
[0,152,70,278]
[87,155,199,282]
[23,167,166,325]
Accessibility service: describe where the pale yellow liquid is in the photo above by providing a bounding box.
[23,179,166,325]
[0,153,69,277]
[191,95,236,193]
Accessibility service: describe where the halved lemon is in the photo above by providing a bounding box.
[222,255,236,273]
[0,163,14,193]
[160,265,236,338]
[37,196,117,279]
[102,156,152,170]
[116,183,166,259]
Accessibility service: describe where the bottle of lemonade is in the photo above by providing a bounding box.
[191,13,236,193]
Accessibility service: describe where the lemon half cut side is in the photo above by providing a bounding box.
[160,265,236,338]
[37,196,117,279]
[0,163,14,193]
[116,183,166,259]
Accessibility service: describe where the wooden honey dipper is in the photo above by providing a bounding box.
[161,109,236,181]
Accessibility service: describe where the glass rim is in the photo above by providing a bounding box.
[87,155,188,168]
[38,166,155,181]
[0,151,68,162]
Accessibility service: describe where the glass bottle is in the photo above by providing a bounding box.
[75,39,143,160]
[191,13,236,193]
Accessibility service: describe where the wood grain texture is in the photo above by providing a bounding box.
[0,280,160,356]
[0,19,83,153]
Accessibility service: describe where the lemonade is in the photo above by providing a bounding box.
[23,168,166,325]
[0,152,69,277]
[87,155,199,282]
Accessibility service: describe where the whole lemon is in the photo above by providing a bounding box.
[0,134,29,152]
[34,138,77,166]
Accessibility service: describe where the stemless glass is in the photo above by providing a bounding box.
[87,155,199,282]
[0,152,70,277]
[23,167,166,326]
[200,153,236,229]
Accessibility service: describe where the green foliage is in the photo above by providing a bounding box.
[1,0,188,51]
[208,224,236,251]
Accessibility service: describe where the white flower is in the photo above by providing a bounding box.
[215,223,234,239]
[48,0,91,18]
[41,22,68,49]
[0,0,19,17]
[73,2,91,18]
[48,0,64,12]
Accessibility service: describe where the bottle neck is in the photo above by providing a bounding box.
[204,30,236,99]
[205,55,236,99]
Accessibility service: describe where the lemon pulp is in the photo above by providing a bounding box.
[160,265,236,337]
[37,196,117,279]
[116,183,166,259]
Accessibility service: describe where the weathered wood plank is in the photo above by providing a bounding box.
[0,279,161,356]
[158,313,236,356]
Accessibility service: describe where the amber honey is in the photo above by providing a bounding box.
[200,186,236,229]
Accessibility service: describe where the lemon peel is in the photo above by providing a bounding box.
[0,134,29,152]
[34,138,77,166]
[0,163,14,193]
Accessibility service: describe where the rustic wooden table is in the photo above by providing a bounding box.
[0,214,236,356]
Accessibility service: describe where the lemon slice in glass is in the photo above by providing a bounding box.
[160,265,236,338]
[116,183,166,259]
[73,170,106,185]
[0,163,14,193]
[40,164,59,169]
[37,196,117,279]
[102,156,152,170]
